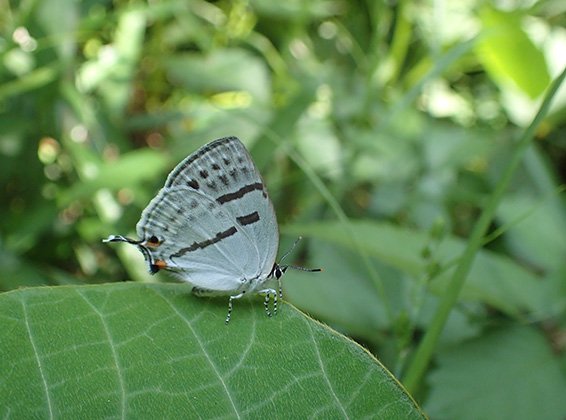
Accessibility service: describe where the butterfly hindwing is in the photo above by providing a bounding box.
[136,186,261,291]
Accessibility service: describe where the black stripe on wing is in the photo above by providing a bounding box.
[236,211,260,226]
[171,226,238,257]
[169,211,261,258]
[216,182,265,204]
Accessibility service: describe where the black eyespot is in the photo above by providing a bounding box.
[148,235,159,244]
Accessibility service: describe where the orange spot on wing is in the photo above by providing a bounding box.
[154,259,168,269]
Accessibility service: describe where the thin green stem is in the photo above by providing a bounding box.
[402,65,566,394]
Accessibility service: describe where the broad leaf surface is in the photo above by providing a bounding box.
[0,283,424,419]
[425,326,566,420]
[285,221,545,318]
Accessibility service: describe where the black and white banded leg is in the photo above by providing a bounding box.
[225,291,246,324]
[259,288,278,318]
[193,287,247,324]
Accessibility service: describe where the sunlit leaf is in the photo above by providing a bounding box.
[476,7,550,98]
[0,283,425,418]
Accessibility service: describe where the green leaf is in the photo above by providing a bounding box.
[497,193,566,272]
[425,326,566,420]
[285,240,389,338]
[164,49,271,102]
[0,283,425,418]
[59,149,169,205]
[284,220,545,317]
[476,7,550,98]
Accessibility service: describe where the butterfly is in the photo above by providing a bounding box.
[104,136,320,323]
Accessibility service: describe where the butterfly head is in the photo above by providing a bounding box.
[270,264,288,280]
[269,236,322,281]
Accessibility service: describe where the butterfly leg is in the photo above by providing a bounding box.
[270,280,283,317]
[264,292,272,317]
[225,291,246,324]
[258,288,278,318]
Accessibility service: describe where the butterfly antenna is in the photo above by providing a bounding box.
[279,236,322,273]
[285,265,322,273]
[279,236,303,264]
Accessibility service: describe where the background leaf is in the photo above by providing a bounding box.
[424,326,566,420]
[476,7,551,99]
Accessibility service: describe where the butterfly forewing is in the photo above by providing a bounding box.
[162,137,279,279]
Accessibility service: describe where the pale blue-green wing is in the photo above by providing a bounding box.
[161,137,279,278]
[136,186,260,292]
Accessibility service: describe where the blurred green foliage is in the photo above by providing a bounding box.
[1,0,566,417]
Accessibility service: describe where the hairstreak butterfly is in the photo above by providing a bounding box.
[104,137,320,323]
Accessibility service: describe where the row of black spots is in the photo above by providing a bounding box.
[165,137,242,188]
[163,141,220,187]
[186,177,224,191]
[186,167,260,196]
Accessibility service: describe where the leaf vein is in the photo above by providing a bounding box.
[21,298,55,420]
[152,289,241,419]
[306,321,349,418]
[76,290,127,419]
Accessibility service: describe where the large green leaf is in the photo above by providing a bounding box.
[284,220,545,317]
[0,283,424,418]
[425,326,566,420]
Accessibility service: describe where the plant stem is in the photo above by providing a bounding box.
[402,65,566,394]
